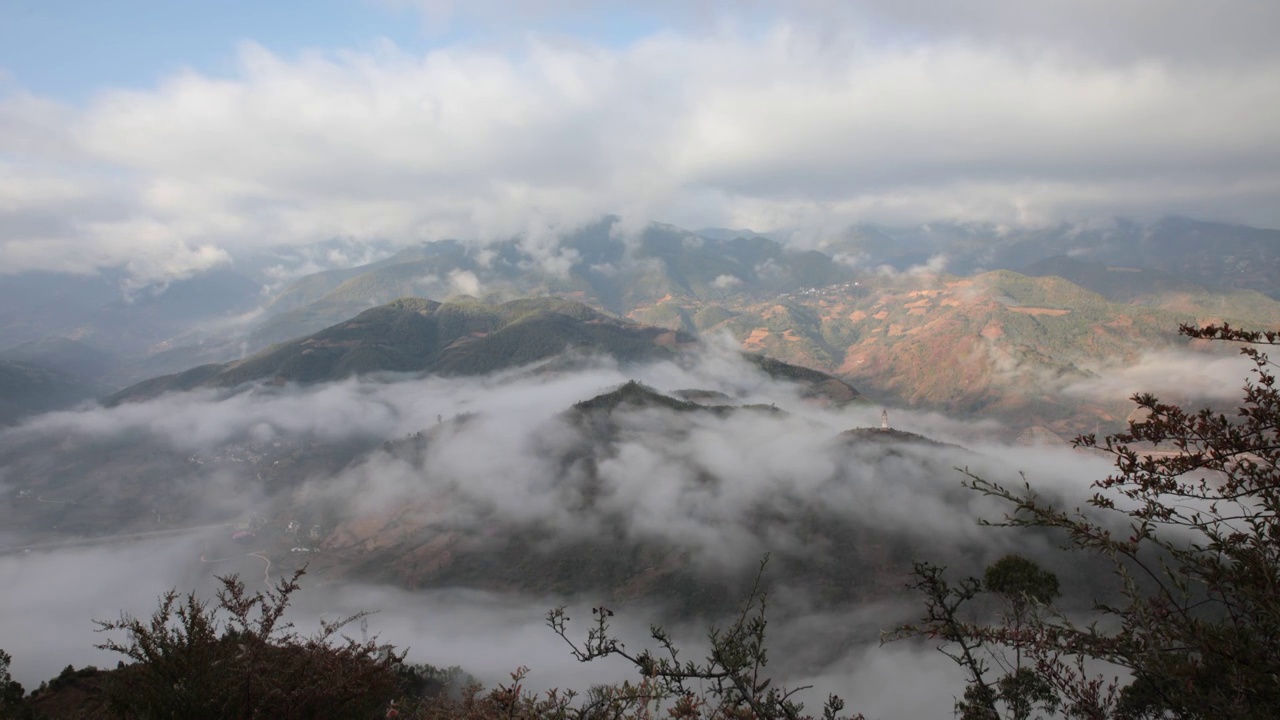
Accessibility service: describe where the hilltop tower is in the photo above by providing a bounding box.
[881,409,890,431]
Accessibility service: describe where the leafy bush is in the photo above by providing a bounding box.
[93,569,404,719]
[896,323,1280,719]
[545,556,859,720]
[0,649,27,718]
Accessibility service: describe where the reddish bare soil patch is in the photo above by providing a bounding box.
[743,327,771,348]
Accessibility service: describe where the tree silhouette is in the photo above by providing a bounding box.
[897,323,1280,719]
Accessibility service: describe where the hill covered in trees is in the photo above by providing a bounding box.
[107,297,859,407]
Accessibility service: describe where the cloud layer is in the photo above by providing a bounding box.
[0,342,1159,714]
[2,1,1279,282]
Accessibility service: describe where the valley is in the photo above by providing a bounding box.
[1,217,1277,717]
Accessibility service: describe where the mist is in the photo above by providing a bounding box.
[0,343,1131,716]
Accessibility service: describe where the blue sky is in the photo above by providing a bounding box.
[0,0,666,102]
[0,0,428,100]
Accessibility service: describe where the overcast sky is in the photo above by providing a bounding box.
[2,0,1279,282]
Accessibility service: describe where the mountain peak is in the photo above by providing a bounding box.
[108,298,696,403]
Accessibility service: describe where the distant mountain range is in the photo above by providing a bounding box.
[0,338,123,424]
[4,214,1280,425]
[817,216,1280,297]
[635,268,1280,432]
[5,215,1270,360]
[244,216,1280,355]
[0,360,101,426]
[244,220,853,350]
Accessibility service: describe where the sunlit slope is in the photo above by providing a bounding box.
[638,269,1280,426]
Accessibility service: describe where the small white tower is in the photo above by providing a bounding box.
[880,409,890,431]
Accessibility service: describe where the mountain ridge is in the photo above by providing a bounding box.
[107,297,860,407]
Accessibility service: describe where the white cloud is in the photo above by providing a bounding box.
[0,345,1133,708]
[447,268,482,295]
[1,3,1279,282]
[1064,348,1257,402]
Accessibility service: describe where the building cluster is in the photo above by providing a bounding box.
[188,441,287,467]
[776,281,862,301]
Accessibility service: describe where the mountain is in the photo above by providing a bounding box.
[693,227,782,242]
[1020,217,1280,297]
[568,379,737,415]
[630,269,1280,432]
[289,384,947,607]
[109,297,688,403]
[1018,255,1205,302]
[0,360,101,425]
[0,337,120,382]
[232,217,1280,393]
[0,240,398,366]
[817,217,1280,299]
[244,220,855,351]
[109,297,860,408]
[10,214,1280,410]
[0,267,265,366]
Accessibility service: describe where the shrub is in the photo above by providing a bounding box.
[895,323,1280,719]
[93,569,404,719]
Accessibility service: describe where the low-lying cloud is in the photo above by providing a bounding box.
[1064,347,1257,402]
[0,346,1136,714]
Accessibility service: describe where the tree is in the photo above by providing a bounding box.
[890,560,1063,720]
[983,554,1060,671]
[896,323,1280,719]
[546,555,857,720]
[0,649,27,718]
[93,568,405,719]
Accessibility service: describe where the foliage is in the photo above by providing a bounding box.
[895,322,1280,719]
[388,667,590,720]
[92,568,404,719]
[982,555,1060,613]
[546,556,860,720]
[0,649,27,718]
[890,561,1069,720]
[393,662,476,702]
